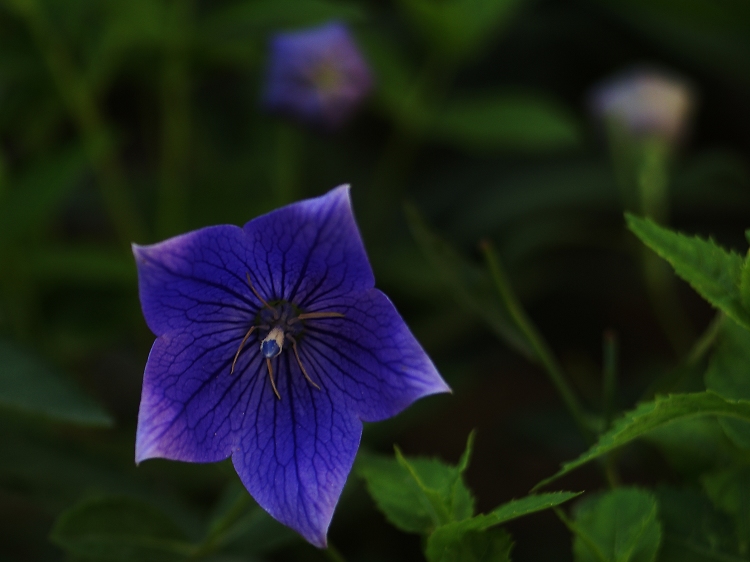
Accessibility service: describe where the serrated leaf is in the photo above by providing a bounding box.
[705,318,750,448]
[404,204,535,359]
[426,492,580,561]
[571,488,661,562]
[357,433,475,534]
[50,496,194,562]
[427,527,513,562]
[626,214,750,330]
[432,94,581,152]
[534,392,750,490]
[0,340,112,427]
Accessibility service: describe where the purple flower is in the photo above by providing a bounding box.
[262,22,373,130]
[589,67,695,142]
[133,186,449,547]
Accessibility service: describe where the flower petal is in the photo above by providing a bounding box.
[297,289,451,422]
[133,225,260,336]
[135,327,270,463]
[231,352,362,548]
[241,185,374,307]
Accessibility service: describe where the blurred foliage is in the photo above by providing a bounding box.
[1,0,750,560]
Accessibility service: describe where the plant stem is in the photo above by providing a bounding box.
[12,0,147,247]
[157,0,194,238]
[325,543,348,562]
[480,240,594,443]
[273,122,302,206]
[602,330,618,431]
[192,492,253,557]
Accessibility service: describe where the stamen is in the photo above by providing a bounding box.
[231,325,257,374]
[289,311,345,324]
[266,357,281,400]
[261,327,284,358]
[245,272,276,317]
[287,334,320,390]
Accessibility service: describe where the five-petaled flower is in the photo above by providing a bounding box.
[133,186,450,547]
[262,21,373,130]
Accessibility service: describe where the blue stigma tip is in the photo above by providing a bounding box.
[261,339,281,358]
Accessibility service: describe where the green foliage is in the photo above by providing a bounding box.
[655,486,744,562]
[427,527,513,562]
[404,204,535,359]
[0,340,112,426]
[570,488,661,562]
[426,492,582,561]
[396,0,523,61]
[705,318,750,448]
[626,215,750,330]
[2,0,750,558]
[432,93,582,152]
[535,392,750,489]
[702,466,750,552]
[50,496,193,562]
[360,432,580,560]
[357,432,476,534]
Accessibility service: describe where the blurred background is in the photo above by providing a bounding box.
[1,0,749,560]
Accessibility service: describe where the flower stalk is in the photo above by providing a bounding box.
[480,240,594,443]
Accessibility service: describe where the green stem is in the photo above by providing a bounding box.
[686,312,724,366]
[273,122,302,206]
[637,138,695,356]
[324,543,348,562]
[12,0,147,246]
[602,330,618,431]
[480,240,594,443]
[157,0,194,238]
[192,492,252,557]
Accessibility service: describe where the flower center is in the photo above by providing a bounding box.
[230,273,344,400]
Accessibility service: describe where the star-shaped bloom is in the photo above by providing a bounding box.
[133,186,449,547]
[261,22,373,129]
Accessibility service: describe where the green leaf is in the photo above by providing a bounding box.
[571,488,661,562]
[201,483,298,555]
[534,392,750,489]
[625,214,750,330]
[643,417,736,477]
[0,144,88,240]
[50,496,194,562]
[0,340,112,427]
[702,466,750,552]
[705,318,750,448]
[201,0,364,36]
[357,433,475,534]
[427,527,513,562]
[432,94,581,152]
[426,492,580,561]
[404,204,535,359]
[655,486,744,562]
[359,32,431,132]
[396,0,523,60]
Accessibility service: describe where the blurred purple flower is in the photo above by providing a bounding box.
[589,67,695,142]
[133,186,449,547]
[262,22,373,129]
